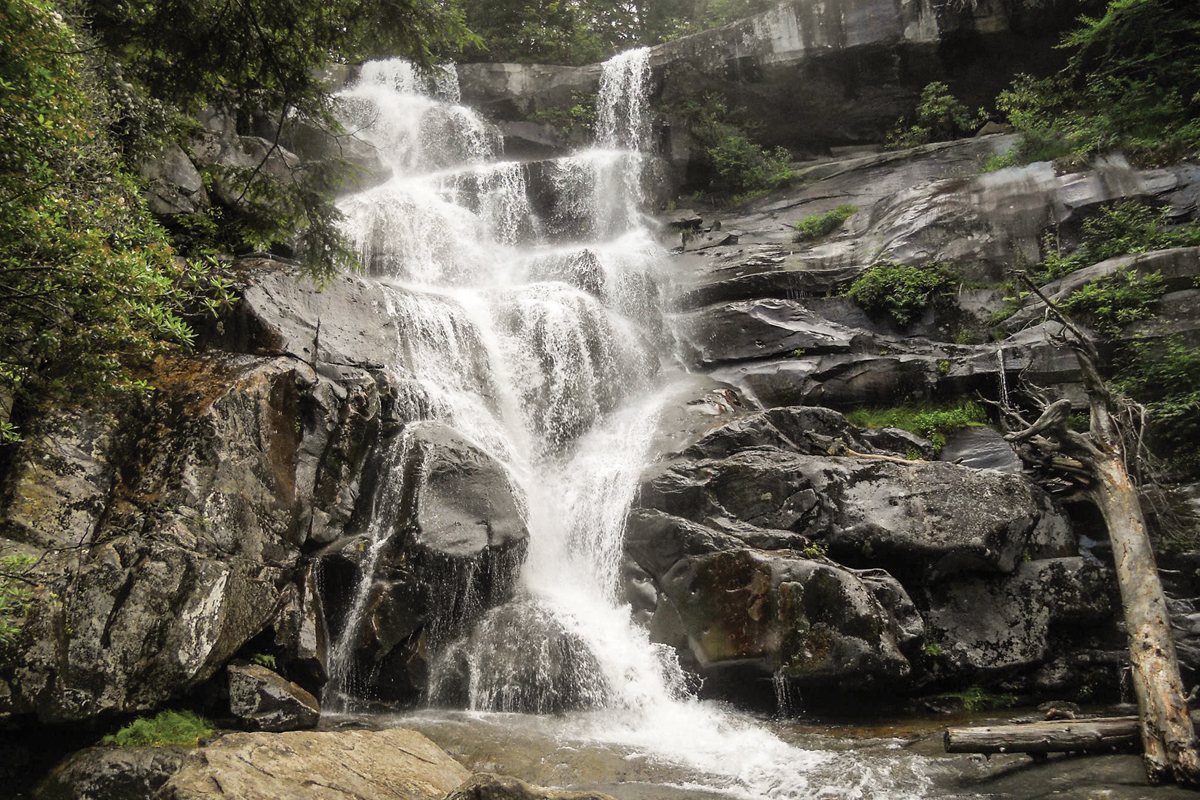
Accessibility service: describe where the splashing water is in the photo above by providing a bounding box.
[322,53,932,799]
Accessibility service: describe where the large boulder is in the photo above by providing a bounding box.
[227,662,320,732]
[636,450,1067,583]
[649,548,917,691]
[317,422,528,704]
[34,747,187,800]
[160,729,469,800]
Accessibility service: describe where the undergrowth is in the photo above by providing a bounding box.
[845,263,954,326]
[101,710,214,748]
[793,205,857,242]
[1059,268,1165,333]
[845,400,987,453]
[0,554,35,646]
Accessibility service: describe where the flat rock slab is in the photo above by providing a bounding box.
[447,773,619,800]
[162,728,469,800]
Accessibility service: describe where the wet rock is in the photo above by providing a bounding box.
[430,600,607,714]
[227,662,320,731]
[446,773,619,800]
[160,729,469,800]
[938,427,1023,473]
[923,558,1117,677]
[271,566,329,694]
[0,357,323,722]
[636,452,1059,583]
[654,549,913,689]
[34,747,186,800]
[674,299,870,366]
[317,422,528,704]
[138,144,208,215]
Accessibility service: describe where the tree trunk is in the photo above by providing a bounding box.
[945,716,1142,754]
[1091,452,1200,785]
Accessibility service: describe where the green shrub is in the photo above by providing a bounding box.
[846,400,987,452]
[1036,201,1200,282]
[886,82,988,150]
[846,263,954,326]
[526,93,598,136]
[676,93,792,197]
[793,205,857,242]
[1059,268,1165,333]
[1114,338,1200,463]
[996,0,1200,167]
[0,555,35,646]
[101,710,214,748]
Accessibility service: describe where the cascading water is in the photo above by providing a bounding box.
[322,50,931,799]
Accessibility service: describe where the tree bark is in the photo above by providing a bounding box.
[1091,452,1200,784]
[1005,274,1200,784]
[945,716,1142,754]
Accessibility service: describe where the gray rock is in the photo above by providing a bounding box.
[654,549,913,689]
[227,662,320,732]
[139,144,208,215]
[938,427,1023,472]
[674,299,869,366]
[924,558,1117,676]
[160,729,469,800]
[635,447,1066,584]
[34,747,186,800]
[446,772,619,800]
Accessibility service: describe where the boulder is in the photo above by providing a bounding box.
[636,451,1063,583]
[652,549,914,690]
[139,144,208,215]
[923,558,1117,677]
[317,422,528,704]
[160,729,469,800]
[446,773,619,800]
[227,662,320,732]
[938,427,1023,473]
[34,747,186,800]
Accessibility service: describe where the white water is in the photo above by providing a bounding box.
[324,52,930,799]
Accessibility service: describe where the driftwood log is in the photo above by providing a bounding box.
[945,716,1142,755]
[946,712,1200,756]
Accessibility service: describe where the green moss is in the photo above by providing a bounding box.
[101,711,214,748]
[937,687,1017,712]
[792,205,857,242]
[846,400,987,453]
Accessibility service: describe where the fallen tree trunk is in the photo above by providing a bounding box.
[945,716,1142,755]
[946,711,1200,756]
[996,276,1200,784]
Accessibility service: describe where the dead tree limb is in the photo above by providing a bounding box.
[1000,273,1200,785]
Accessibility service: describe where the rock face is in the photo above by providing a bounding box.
[624,398,1087,698]
[160,729,470,800]
[227,662,320,731]
[460,0,1075,164]
[34,747,187,800]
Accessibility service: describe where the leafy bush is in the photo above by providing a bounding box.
[0,555,35,645]
[676,93,792,198]
[1036,201,1200,282]
[1059,268,1165,333]
[1114,338,1200,463]
[793,205,857,242]
[101,710,214,748]
[886,82,988,150]
[996,0,1200,166]
[526,93,598,136]
[0,0,195,440]
[846,263,954,325]
[846,401,987,452]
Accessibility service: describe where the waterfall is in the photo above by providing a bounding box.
[321,52,929,799]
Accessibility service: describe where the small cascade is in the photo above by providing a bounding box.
[322,428,417,708]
